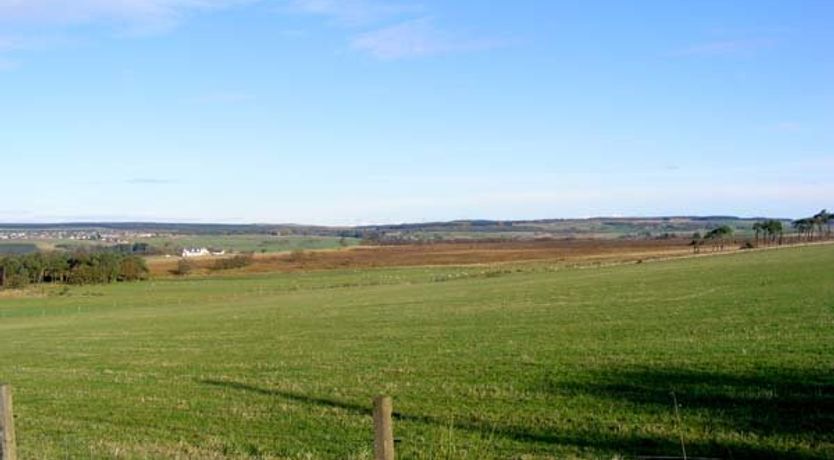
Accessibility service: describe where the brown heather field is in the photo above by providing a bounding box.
[147,238,698,277]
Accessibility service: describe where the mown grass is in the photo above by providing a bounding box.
[0,245,832,459]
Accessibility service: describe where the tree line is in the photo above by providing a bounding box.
[690,209,833,253]
[0,251,148,289]
[690,225,735,253]
[791,209,832,241]
[752,219,784,246]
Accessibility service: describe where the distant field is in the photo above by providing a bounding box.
[0,239,112,252]
[364,217,770,240]
[0,242,40,254]
[137,234,360,253]
[0,235,360,255]
[1,245,832,458]
[146,238,699,277]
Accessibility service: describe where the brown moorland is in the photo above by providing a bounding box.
[147,238,699,277]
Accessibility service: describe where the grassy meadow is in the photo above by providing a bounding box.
[0,245,832,459]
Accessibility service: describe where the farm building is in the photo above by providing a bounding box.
[181,247,210,258]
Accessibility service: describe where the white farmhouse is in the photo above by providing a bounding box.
[182,247,211,258]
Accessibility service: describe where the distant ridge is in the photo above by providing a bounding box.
[0,215,791,231]
[0,216,793,240]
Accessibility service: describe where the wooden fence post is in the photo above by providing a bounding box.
[0,384,16,460]
[373,395,394,460]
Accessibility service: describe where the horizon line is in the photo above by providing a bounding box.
[0,214,803,229]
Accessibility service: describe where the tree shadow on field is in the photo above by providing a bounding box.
[542,366,834,459]
[201,379,437,425]
[201,369,834,460]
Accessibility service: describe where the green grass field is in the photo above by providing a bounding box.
[0,239,105,252]
[1,245,832,459]
[0,235,360,256]
[0,242,40,254]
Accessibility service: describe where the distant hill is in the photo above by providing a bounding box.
[0,216,791,241]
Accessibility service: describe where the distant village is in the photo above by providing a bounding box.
[0,230,231,258]
[0,230,158,244]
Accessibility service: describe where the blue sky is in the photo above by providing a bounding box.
[0,0,832,224]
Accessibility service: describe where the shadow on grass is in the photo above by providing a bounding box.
[201,379,437,425]
[547,367,834,436]
[543,367,834,459]
[201,370,834,460]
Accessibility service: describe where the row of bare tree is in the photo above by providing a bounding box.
[690,209,832,254]
[752,220,784,246]
[751,210,833,246]
[791,209,832,241]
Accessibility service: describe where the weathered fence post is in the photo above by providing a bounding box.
[373,395,394,460]
[0,384,16,460]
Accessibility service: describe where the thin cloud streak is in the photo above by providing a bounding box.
[125,178,179,185]
[0,1,507,60]
[188,91,255,104]
[0,36,20,52]
[0,36,20,69]
[0,0,255,31]
[286,0,420,26]
[287,1,508,59]
[0,58,17,71]
[774,121,801,132]
[351,18,509,59]
[673,38,775,57]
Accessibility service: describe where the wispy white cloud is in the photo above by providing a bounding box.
[287,1,507,59]
[0,0,254,32]
[674,38,775,57]
[0,33,86,70]
[0,57,17,71]
[0,1,505,60]
[126,178,179,185]
[351,18,507,59]
[286,0,419,26]
[773,121,801,132]
[188,90,255,104]
[0,33,78,52]
[279,28,308,38]
[0,36,14,70]
[0,36,20,52]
